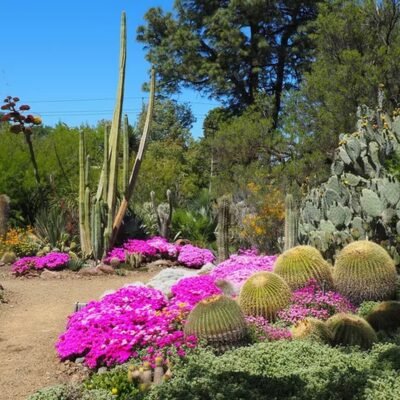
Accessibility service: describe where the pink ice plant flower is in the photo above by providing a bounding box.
[246,316,292,341]
[170,275,222,310]
[177,244,215,268]
[211,252,277,286]
[146,236,178,258]
[56,286,197,368]
[12,252,69,275]
[277,279,356,324]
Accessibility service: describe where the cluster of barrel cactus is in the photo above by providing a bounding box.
[299,91,400,264]
[365,301,400,333]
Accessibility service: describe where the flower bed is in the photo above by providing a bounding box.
[56,286,197,368]
[12,252,69,275]
[277,279,356,324]
[104,237,215,268]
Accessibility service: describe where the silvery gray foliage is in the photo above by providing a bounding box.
[299,101,400,264]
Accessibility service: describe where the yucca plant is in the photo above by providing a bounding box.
[34,207,68,248]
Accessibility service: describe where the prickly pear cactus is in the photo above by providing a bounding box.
[299,96,400,265]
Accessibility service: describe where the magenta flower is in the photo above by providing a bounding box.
[12,252,70,275]
[177,244,215,268]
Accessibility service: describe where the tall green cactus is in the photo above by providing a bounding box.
[0,194,10,240]
[78,12,155,258]
[151,190,173,238]
[122,114,129,194]
[284,194,298,251]
[217,195,230,263]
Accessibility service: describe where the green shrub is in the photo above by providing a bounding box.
[147,341,372,400]
[84,365,142,400]
[27,384,82,400]
[357,301,380,318]
[363,371,400,400]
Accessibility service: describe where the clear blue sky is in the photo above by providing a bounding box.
[1,1,219,137]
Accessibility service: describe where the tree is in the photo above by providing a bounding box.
[282,0,400,186]
[137,0,320,127]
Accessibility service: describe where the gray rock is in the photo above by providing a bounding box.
[75,357,85,364]
[96,264,115,274]
[198,262,215,274]
[146,267,198,294]
[40,269,60,279]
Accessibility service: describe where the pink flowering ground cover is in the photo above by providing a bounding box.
[177,244,215,268]
[211,249,277,286]
[277,279,356,325]
[56,286,197,368]
[12,252,70,275]
[246,316,292,342]
[104,237,214,268]
[170,275,222,310]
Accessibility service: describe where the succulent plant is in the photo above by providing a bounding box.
[365,301,400,333]
[0,251,16,264]
[239,272,291,320]
[333,241,397,304]
[298,97,400,265]
[0,194,10,239]
[284,194,298,251]
[326,313,377,349]
[184,295,248,352]
[273,245,333,290]
[291,318,333,344]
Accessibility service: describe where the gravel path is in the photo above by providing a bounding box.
[0,271,155,400]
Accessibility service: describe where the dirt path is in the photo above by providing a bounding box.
[0,271,156,400]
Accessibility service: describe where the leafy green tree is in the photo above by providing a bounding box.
[138,0,320,127]
[282,0,400,186]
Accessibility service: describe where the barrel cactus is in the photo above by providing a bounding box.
[326,313,377,349]
[291,318,333,344]
[365,301,400,333]
[273,245,333,290]
[184,295,248,352]
[239,272,291,321]
[333,240,397,303]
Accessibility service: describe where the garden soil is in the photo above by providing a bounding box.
[0,270,156,400]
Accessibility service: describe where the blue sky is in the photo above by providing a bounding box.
[1,1,220,137]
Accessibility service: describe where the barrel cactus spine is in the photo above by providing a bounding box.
[184,295,248,352]
[291,318,333,344]
[365,301,400,333]
[239,271,291,321]
[333,240,397,304]
[326,313,377,349]
[274,245,333,290]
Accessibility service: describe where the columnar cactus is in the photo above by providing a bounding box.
[284,194,298,251]
[326,313,377,349]
[0,194,10,239]
[184,295,248,352]
[273,245,334,290]
[151,190,173,239]
[239,271,291,320]
[78,12,156,257]
[217,195,230,263]
[291,318,333,344]
[333,241,397,303]
[365,301,400,333]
